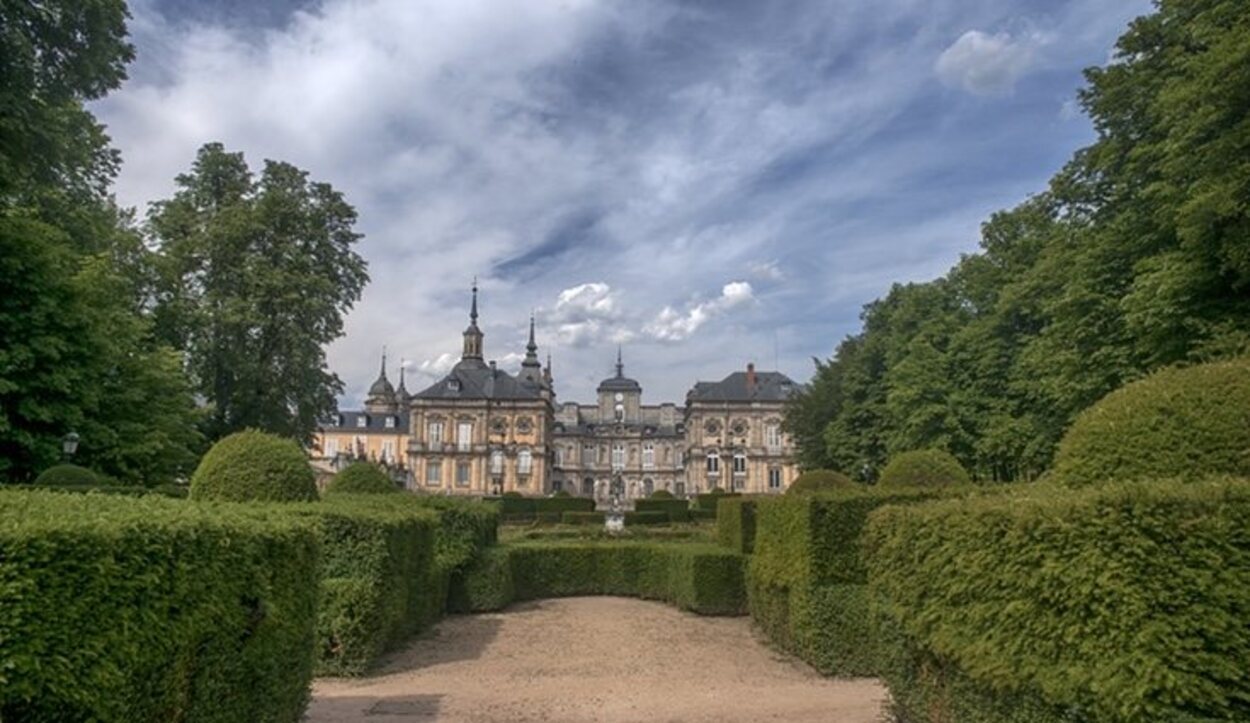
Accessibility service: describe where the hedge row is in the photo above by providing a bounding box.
[634,498,690,522]
[4,482,189,498]
[297,496,440,676]
[864,479,1250,723]
[453,542,746,615]
[485,495,595,522]
[309,494,500,675]
[562,511,606,525]
[0,490,320,722]
[692,491,739,510]
[747,486,957,676]
[715,496,757,553]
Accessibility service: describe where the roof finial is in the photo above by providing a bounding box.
[470,277,479,325]
[616,345,624,378]
[380,345,388,377]
[527,312,537,352]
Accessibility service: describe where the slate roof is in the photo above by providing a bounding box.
[552,422,683,438]
[687,371,797,403]
[413,359,545,401]
[320,410,409,433]
[596,375,642,393]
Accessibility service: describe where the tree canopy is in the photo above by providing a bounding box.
[785,0,1250,482]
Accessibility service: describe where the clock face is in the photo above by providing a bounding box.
[614,392,624,402]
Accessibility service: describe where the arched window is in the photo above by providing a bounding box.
[518,448,533,475]
[642,443,655,469]
[643,478,654,496]
[611,443,625,471]
[582,478,595,496]
[490,450,504,475]
[706,451,720,474]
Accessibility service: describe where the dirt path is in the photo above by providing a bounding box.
[308,597,888,722]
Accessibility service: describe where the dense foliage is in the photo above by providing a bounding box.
[190,430,318,502]
[147,143,369,443]
[0,490,319,722]
[748,486,958,676]
[864,479,1250,722]
[877,449,971,488]
[649,489,674,499]
[634,498,690,522]
[786,0,1250,481]
[786,469,855,495]
[485,494,595,522]
[304,496,440,675]
[0,0,204,484]
[32,463,100,487]
[715,497,757,554]
[325,461,398,495]
[455,542,745,616]
[1052,358,1250,487]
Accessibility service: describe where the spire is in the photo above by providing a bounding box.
[461,279,484,361]
[380,345,388,378]
[470,276,479,325]
[520,312,542,384]
[543,352,553,388]
[615,345,624,378]
[526,313,537,354]
[397,358,409,397]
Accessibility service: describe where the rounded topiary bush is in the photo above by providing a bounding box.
[650,489,674,499]
[1052,358,1250,487]
[878,449,970,488]
[786,469,854,495]
[553,489,571,498]
[325,461,397,495]
[34,464,100,487]
[502,491,523,498]
[190,429,317,502]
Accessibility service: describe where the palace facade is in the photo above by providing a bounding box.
[312,285,800,499]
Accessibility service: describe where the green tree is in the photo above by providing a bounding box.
[149,143,369,442]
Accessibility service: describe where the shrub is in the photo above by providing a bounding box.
[553,489,571,497]
[562,511,606,525]
[716,497,757,553]
[455,541,745,615]
[650,489,674,499]
[878,449,970,488]
[634,498,690,522]
[502,490,523,498]
[624,510,668,525]
[301,496,439,675]
[864,478,1250,723]
[486,494,595,522]
[325,462,397,495]
[786,469,854,495]
[190,429,317,502]
[0,490,319,722]
[748,486,958,676]
[689,508,717,521]
[693,490,739,510]
[33,463,100,487]
[1052,358,1250,487]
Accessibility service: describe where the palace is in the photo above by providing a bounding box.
[312,284,800,499]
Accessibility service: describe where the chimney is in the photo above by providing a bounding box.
[746,362,757,394]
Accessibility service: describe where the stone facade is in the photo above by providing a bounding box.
[312,285,799,498]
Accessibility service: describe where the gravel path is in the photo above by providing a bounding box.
[308,597,888,723]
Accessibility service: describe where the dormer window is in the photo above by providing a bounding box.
[356,416,367,428]
[448,379,461,391]
[384,416,396,429]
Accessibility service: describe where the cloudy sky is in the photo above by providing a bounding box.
[94,0,1151,404]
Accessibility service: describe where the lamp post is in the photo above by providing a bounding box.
[61,431,80,462]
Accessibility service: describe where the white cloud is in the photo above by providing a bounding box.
[748,260,785,282]
[935,30,1046,96]
[645,281,754,342]
[542,282,634,348]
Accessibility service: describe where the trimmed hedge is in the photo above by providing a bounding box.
[308,494,500,675]
[716,496,757,553]
[32,463,99,487]
[689,508,717,521]
[1052,358,1250,487]
[562,511,606,525]
[633,498,690,522]
[191,429,318,502]
[454,542,745,615]
[650,489,675,499]
[325,462,398,495]
[3,483,188,498]
[0,490,320,722]
[748,486,957,676]
[786,469,854,495]
[878,449,971,488]
[486,495,595,522]
[624,510,669,525]
[300,496,440,675]
[864,478,1250,723]
[693,490,739,510]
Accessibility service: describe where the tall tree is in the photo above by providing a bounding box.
[0,0,204,483]
[149,143,369,442]
[787,0,1250,482]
